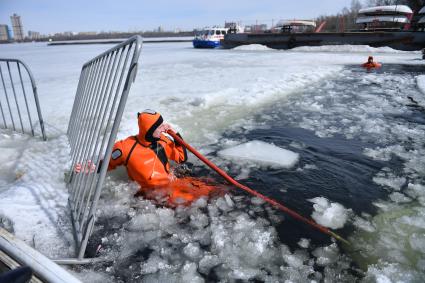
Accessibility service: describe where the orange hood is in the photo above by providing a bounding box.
[137,110,163,146]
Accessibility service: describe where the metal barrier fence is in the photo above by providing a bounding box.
[0,59,46,140]
[67,36,142,259]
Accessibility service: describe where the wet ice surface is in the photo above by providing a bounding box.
[1,42,425,282]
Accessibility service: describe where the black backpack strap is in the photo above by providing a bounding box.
[124,136,139,166]
[126,136,169,172]
[150,141,169,173]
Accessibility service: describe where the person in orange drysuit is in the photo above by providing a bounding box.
[76,109,216,206]
[107,109,187,188]
[362,56,381,69]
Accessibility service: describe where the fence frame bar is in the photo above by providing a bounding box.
[6,62,25,133]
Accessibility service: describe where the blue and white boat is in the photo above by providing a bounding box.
[193,27,229,48]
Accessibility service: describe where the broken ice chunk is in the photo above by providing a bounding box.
[308,197,351,229]
[218,140,299,168]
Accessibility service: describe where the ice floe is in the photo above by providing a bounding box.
[309,197,351,229]
[218,140,299,168]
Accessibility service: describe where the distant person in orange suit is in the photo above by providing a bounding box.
[75,109,217,206]
[362,56,381,69]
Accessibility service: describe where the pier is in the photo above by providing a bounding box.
[222,31,425,51]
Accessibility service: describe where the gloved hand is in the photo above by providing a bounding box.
[74,160,96,174]
[153,123,173,138]
[74,163,82,173]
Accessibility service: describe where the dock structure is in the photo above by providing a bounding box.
[222,31,425,51]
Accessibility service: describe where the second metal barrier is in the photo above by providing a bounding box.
[0,58,46,140]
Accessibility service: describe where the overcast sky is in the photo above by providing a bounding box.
[0,0,354,34]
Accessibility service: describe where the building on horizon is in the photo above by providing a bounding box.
[0,24,11,41]
[155,26,164,33]
[78,31,97,36]
[10,13,24,41]
[63,31,77,36]
[28,30,41,40]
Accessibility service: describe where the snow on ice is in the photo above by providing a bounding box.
[0,128,73,258]
[233,44,422,54]
[233,44,273,51]
[291,44,422,54]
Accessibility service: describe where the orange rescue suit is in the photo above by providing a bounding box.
[362,56,381,69]
[362,62,381,69]
[106,111,216,205]
[107,111,187,188]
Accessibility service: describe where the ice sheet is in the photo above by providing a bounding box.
[218,140,299,168]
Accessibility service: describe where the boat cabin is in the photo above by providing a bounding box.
[273,20,317,33]
[194,27,229,39]
[356,5,413,31]
[193,27,230,48]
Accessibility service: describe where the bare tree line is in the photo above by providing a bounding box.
[367,0,424,12]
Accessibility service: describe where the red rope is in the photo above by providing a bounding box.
[168,130,349,245]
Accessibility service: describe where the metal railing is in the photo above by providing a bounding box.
[66,36,142,259]
[0,228,82,283]
[0,59,46,140]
